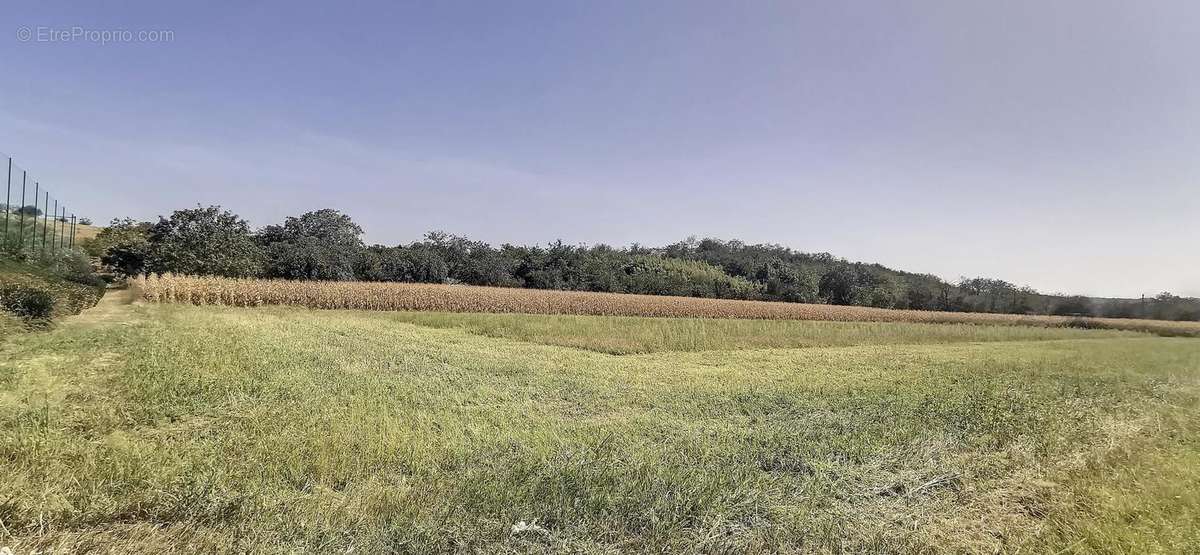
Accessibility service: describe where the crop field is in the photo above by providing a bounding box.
[2,293,1198,553]
[138,274,1200,337]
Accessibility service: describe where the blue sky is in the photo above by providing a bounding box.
[1,1,1197,297]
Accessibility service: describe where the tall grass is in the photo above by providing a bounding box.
[137,274,1200,337]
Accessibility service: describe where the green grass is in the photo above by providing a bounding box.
[378,310,1143,354]
[1,300,1198,553]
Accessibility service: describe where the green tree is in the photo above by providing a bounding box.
[260,209,364,280]
[145,206,263,277]
[87,218,152,277]
[1051,296,1094,317]
[758,259,820,303]
[818,265,857,305]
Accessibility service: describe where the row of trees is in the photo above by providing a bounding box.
[83,205,1200,321]
[87,208,761,300]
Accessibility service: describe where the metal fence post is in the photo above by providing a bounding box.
[50,199,58,253]
[29,181,38,253]
[70,215,76,248]
[58,203,63,250]
[18,173,27,249]
[42,190,49,255]
[4,158,10,245]
[59,206,66,249]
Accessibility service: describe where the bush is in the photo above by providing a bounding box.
[52,249,106,288]
[0,255,105,324]
[0,284,55,319]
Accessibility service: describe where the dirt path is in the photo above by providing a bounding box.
[65,287,140,328]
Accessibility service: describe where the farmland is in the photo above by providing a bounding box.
[138,274,1200,337]
[2,293,1198,553]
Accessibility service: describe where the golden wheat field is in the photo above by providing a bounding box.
[135,274,1200,336]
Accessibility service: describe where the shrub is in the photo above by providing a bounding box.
[52,250,106,288]
[0,284,55,319]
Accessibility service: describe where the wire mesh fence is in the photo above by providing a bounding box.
[2,152,85,260]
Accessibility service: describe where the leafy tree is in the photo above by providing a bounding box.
[260,209,363,280]
[87,218,152,276]
[1051,296,1094,317]
[145,206,263,277]
[1148,292,1200,321]
[422,231,517,286]
[402,245,451,283]
[819,265,858,305]
[620,256,759,298]
[853,270,901,308]
[903,280,939,310]
[78,217,93,225]
[354,245,445,283]
[758,259,819,303]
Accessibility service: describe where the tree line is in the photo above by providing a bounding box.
[83,205,1200,322]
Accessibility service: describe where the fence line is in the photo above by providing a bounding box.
[2,152,83,259]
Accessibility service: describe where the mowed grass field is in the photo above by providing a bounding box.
[380,311,1143,355]
[2,295,1199,553]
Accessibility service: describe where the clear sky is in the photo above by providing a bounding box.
[1,1,1196,297]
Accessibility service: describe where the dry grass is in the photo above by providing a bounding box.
[71,223,100,242]
[137,274,1200,337]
